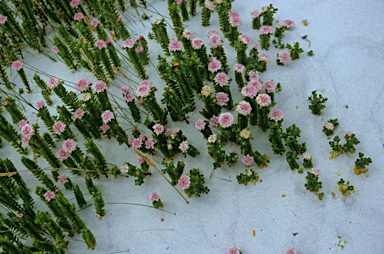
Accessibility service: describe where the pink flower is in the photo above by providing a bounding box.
[17,213,23,219]
[135,46,143,54]
[250,10,261,19]
[241,84,257,98]
[12,61,23,71]
[238,35,252,46]
[95,40,106,50]
[75,108,85,119]
[90,18,99,27]
[139,134,146,142]
[210,115,219,127]
[258,54,271,63]
[76,78,90,91]
[205,0,216,11]
[165,129,173,135]
[311,168,321,177]
[227,245,241,254]
[21,124,34,137]
[248,71,260,81]
[183,30,194,40]
[260,26,273,34]
[269,109,284,121]
[216,92,229,106]
[242,154,254,166]
[284,19,295,28]
[44,191,55,202]
[0,16,7,24]
[179,141,189,152]
[63,139,77,153]
[138,157,144,164]
[206,29,218,38]
[53,121,66,134]
[178,175,190,189]
[229,16,241,27]
[177,0,183,4]
[264,80,277,93]
[136,85,151,97]
[93,81,107,93]
[252,44,261,51]
[36,100,45,109]
[52,45,59,54]
[145,139,155,149]
[256,94,271,107]
[233,64,245,73]
[57,148,70,160]
[58,174,68,185]
[219,113,234,128]
[124,93,134,103]
[74,13,83,21]
[346,132,352,136]
[278,51,291,65]
[122,39,135,49]
[237,101,252,116]
[208,134,217,143]
[22,137,30,144]
[169,40,183,51]
[100,124,109,133]
[284,247,298,254]
[229,10,239,18]
[195,119,206,131]
[153,124,164,135]
[214,72,229,87]
[192,38,203,50]
[70,0,79,8]
[47,77,60,89]
[249,80,262,90]
[138,99,143,105]
[131,138,142,149]
[119,86,131,94]
[276,21,285,29]
[18,120,27,128]
[303,152,312,161]
[101,110,114,123]
[208,34,222,48]
[151,191,160,201]
[208,60,221,72]
[140,80,152,87]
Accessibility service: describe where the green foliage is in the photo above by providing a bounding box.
[268,121,285,154]
[85,139,108,175]
[73,185,87,208]
[152,18,170,55]
[336,179,354,196]
[92,190,105,216]
[226,152,238,167]
[236,169,260,185]
[125,46,148,79]
[284,124,306,155]
[252,16,261,29]
[308,91,328,115]
[355,152,372,170]
[189,0,197,16]
[53,35,77,70]
[4,97,26,124]
[0,110,27,154]
[152,199,163,209]
[323,119,338,136]
[262,4,278,26]
[21,157,57,191]
[207,137,226,169]
[260,34,271,50]
[216,0,231,34]
[178,1,189,21]
[55,192,85,233]
[211,45,229,74]
[286,42,304,60]
[308,50,314,56]
[286,151,299,170]
[201,5,212,26]
[54,84,82,113]
[305,171,322,192]
[161,160,185,186]
[184,169,209,198]
[82,228,96,250]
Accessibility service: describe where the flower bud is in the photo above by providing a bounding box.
[199,108,204,114]
[18,213,24,219]
[140,36,144,40]
[3,101,9,107]
[55,189,60,194]
[116,135,120,139]
[117,18,121,23]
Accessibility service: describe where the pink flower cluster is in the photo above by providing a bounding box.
[52,45,59,54]
[136,83,151,97]
[214,72,229,87]
[70,0,79,8]
[62,139,77,153]
[74,108,85,120]
[210,115,219,127]
[47,77,60,89]
[311,168,321,177]
[195,119,206,131]
[242,154,254,166]
[249,80,262,90]
[248,71,260,81]
[258,54,271,63]
[95,40,106,50]
[237,101,252,116]
[145,139,155,149]
[122,39,135,49]
[192,38,203,50]
[229,10,239,18]
[252,43,261,50]
[233,64,245,73]
[169,40,183,51]
[260,26,273,35]
[216,92,229,106]
[206,29,218,38]
[44,191,55,202]
[227,246,241,254]
[269,109,284,121]
[93,81,107,93]
[208,60,221,72]
[0,16,7,24]
[90,18,99,27]
[151,192,160,201]
[178,175,190,189]
[36,100,45,109]
[256,94,271,107]
[100,124,109,133]
[12,61,23,71]
[229,16,241,27]
[58,174,68,185]
[278,51,291,65]
[135,46,143,54]
[74,13,83,21]
[183,30,194,40]
[219,113,234,128]
[53,121,66,135]
[239,35,252,45]
[101,110,114,123]
[76,78,90,91]
[57,148,70,161]
[208,34,222,48]
[285,247,298,254]
[18,120,27,128]
[153,124,164,135]
[138,157,144,165]
[21,124,34,138]
[205,0,215,11]
[250,10,261,19]
[179,141,189,152]
[241,84,257,98]
[284,20,295,28]
[264,80,277,93]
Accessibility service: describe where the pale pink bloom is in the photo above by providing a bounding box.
[63,139,77,153]
[219,113,234,128]
[311,168,321,177]
[145,139,155,149]
[0,16,7,24]
[169,40,183,51]
[90,18,99,27]
[153,124,164,135]
[260,26,273,34]
[324,122,334,131]
[70,0,79,8]
[165,129,173,135]
[138,99,144,105]
[75,108,85,119]
[177,0,183,4]
[57,148,70,160]
[250,10,261,19]
[128,137,134,144]
[100,124,109,133]
[258,54,271,63]
[208,60,221,72]
[269,109,284,121]
[227,245,241,254]
[249,80,262,90]
[151,192,160,201]
[248,71,260,80]
[138,157,144,165]
[239,34,252,45]
[122,39,135,49]
[36,100,45,109]
[22,137,30,144]
[242,154,254,166]
[153,18,162,25]
[229,10,239,18]
[167,144,173,150]
[139,134,146,142]
[18,213,24,219]
[119,86,131,94]
[178,175,190,189]
[237,101,252,116]
[106,38,111,45]
[346,132,352,136]
[44,191,55,202]
[101,110,114,123]
[233,64,245,73]
[124,93,134,103]
[208,134,217,143]
[74,13,83,21]
[131,138,142,149]
[264,80,277,93]
[241,84,257,98]
[136,85,151,97]
[214,72,229,87]
[210,115,219,127]
[21,124,34,137]
[206,29,218,38]
[303,152,312,161]
[58,174,68,185]
[205,0,216,11]
[229,16,241,27]
[183,30,194,40]
[76,78,90,91]
[216,92,229,106]
[95,40,106,50]
[11,61,23,71]
[256,94,271,107]
[135,46,143,54]
[93,81,107,93]
[18,120,27,128]
[121,163,129,173]
[192,38,203,50]
[195,119,206,131]
[278,51,291,65]
[52,45,59,54]
[284,19,295,28]
[208,34,222,48]
[140,80,152,87]
[285,247,297,254]
[276,21,285,29]
[53,121,66,135]
[179,141,189,152]
[47,77,60,89]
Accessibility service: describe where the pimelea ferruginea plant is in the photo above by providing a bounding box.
[137,82,168,125]
[177,0,189,21]
[161,160,185,186]
[169,2,185,39]
[308,90,328,115]
[226,151,238,167]
[354,152,372,175]
[207,134,226,169]
[228,15,241,46]
[286,42,304,60]
[250,9,262,29]
[268,109,285,155]
[180,169,210,198]
[323,119,339,136]
[123,39,148,79]
[215,0,231,35]
[151,18,171,55]
[302,152,313,168]
[261,4,278,26]
[195,119,213,139]
[336,179,355,200]
[235,35,252,66]
[283,124,307,155]
[151,191,164,209]
[197,85,221,119]
[236,168,260,186]
[305,168,324,200]
[259,25,273,50]
[329,132,360,159]
[209,34,230,73]
[201,0,215,26]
